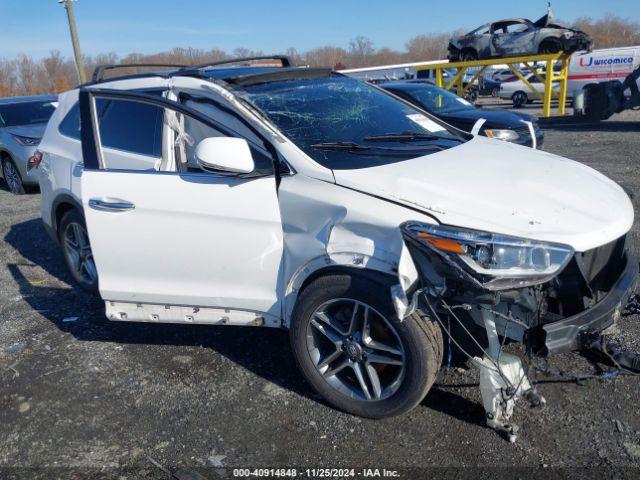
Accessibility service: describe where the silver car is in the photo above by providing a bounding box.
[0,95,57,194]
[448,14,592,62]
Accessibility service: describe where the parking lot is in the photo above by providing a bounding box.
[1,107,639,477]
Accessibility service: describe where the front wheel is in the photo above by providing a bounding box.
[290,273,442,419]
[512,91,528,108]
[58,209,99,292]
[539,39,561,55]
[464,88,478,104]
[2,158,26,195]
[460,49,478,62]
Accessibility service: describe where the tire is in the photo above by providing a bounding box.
[539,39,561,55]
[584,84,614,121]
[464,88,478,104]
[290,273,442,419]
[58,209,99,292]
[1,157,26,195]
[512,91,528,108]
[460,49,478,62]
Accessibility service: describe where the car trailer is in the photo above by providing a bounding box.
[414,52,573,118]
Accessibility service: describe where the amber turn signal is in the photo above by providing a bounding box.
[417,232,466,254]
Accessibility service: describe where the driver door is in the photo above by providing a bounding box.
[78,88,284,323]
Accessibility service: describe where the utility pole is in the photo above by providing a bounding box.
[59,0,87,84]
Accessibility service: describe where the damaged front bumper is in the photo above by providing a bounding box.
[543,254,639,355]
[560,34,593,53]
[401,222,639,358]
[399,223,637,441]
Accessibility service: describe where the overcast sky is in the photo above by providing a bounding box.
[2,0,639,59]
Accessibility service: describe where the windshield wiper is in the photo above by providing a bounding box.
[311,140,446,154]
[311,141,371,151]
[363,131,448,142]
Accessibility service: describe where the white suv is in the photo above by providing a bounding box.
[32,58,637,432]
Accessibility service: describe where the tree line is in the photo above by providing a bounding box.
[1,14,638,97]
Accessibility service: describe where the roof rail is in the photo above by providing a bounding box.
[92,63,189,83]
[185,56,292,72]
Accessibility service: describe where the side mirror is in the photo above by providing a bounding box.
[195,137,254,174]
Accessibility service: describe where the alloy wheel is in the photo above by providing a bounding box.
[513,91,527,108]
[3,161,22,194]
[306,299,405,401]
[63,222,97,287]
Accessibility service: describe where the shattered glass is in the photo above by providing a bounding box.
[235,74,463,169]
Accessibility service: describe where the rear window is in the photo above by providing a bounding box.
[59,104,81,139]
[0,101,56,128]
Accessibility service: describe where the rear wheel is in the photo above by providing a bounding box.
[290,273,442,419]
[1,158,25,195]
[512,91,528,108]
[58,209,99,292]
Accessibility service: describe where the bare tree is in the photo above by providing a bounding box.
[573,14,640,49]
[304,46,348,68]
[42,50,75,92]
[14,55,47,95]
[405,32,457,62]
[233,48,264,59]
[348,36,375,67]
[2,11,638,98]
[284,47,302,65]
[0,59,17,97]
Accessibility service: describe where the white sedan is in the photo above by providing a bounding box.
[499,73,561,107]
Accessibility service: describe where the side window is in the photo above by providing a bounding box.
[96,99,163,158]
[180,96,273,171]
[89,96,272,174]
[171,110,273,173]
[183,98,263,146]
[512,23,529,33]
[59,103,81,140]
[171,111,224,172]
[59,90,165,142]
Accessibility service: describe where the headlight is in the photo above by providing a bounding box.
[12,135,41,146]
[403,222,574,290]
[484,129,519,142]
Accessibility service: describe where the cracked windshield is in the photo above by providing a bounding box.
[236,73,465,169]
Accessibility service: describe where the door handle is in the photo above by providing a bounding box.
[88,198,135,212]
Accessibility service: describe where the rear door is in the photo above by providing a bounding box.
[78,88,284,321]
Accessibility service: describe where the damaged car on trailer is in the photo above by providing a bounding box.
[448,11,592,62]
[32,57,638,440]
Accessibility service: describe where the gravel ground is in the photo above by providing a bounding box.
[0,108,639,479]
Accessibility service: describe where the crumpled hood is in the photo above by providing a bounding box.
[332,136,634,252]
[2,123,47,139]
